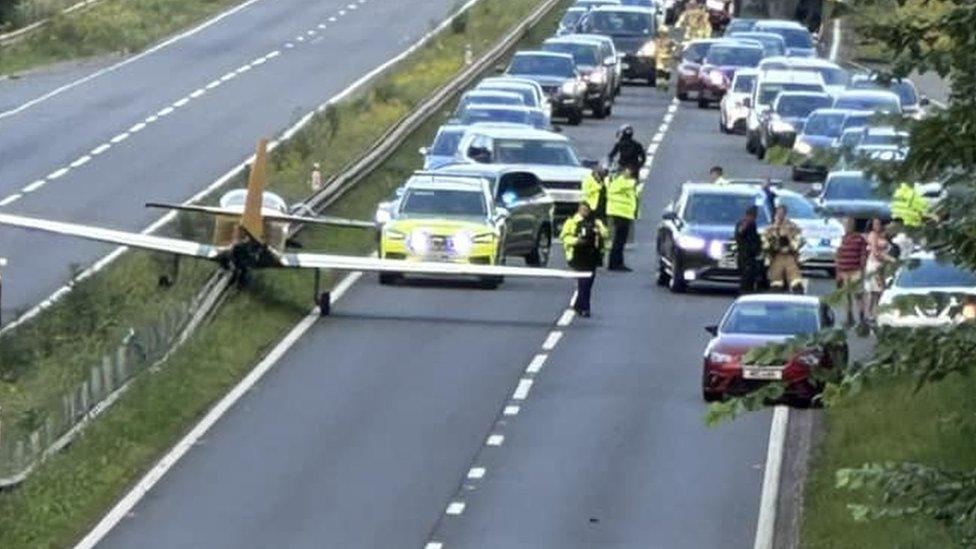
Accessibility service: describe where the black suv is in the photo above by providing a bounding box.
[656,183,772,292]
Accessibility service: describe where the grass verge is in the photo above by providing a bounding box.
[0,0,243,75]
[801,373,976,548]
[0,0,570,545]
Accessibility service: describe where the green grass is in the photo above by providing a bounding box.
[0,0,569,545]
[0,0,243,75]
[801,373,976,548]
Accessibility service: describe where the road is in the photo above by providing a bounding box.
[95,80,799,548]
[0,0,459,318]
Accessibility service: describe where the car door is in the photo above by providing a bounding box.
[657,190,686,259]
[495,172,534,254]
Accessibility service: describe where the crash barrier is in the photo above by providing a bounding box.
[0,272,229,486]
[0,0,102,47]
[0,0,564,487]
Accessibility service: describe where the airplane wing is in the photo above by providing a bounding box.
[279,253,589,279]
[146,202,375,229]
[0,213,221,259]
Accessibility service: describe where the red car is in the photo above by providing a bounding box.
[675,39,719,101]
[701,295,846,405]
[694,41,764,109]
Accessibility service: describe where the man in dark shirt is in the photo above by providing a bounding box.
[735,205,763,294]
[608,125,646,176]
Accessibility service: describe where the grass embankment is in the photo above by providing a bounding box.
[838,0,952,66]
[0,0,243,75]
[801,373,976,548]
[0,0,569,545]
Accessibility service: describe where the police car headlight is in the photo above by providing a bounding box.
[771,119,795,134]
[639,40,656,57]
[793,140,813,155]
[708,70,725,87]
[375,209,393,225]
[677,234,706,251]
[452,231,474,256]
[408,230,430,254]
[384,228,406,240]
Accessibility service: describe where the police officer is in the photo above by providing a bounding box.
[735,205,762,294]
[581,165,610,220]
[762,204,804,293]
[606,166,639,271]
[561,202,608,317]
[891,181,928,228]
[608,124,646,177]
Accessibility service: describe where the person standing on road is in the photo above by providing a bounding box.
[709,165,729,185]
[581,165,610,220]
[734,205,762,294]
[834,216,869,327]
[608,125,646,178]
[561,203,608,317]
[864,217,891,322]
[310,162,323,192]
[606,167,639,271]
[762,204,804,293]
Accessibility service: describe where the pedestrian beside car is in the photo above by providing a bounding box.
[310,162,323,192]
[734,205,763,294]
[608,125,647,178]
[864,217,891,322]
[762,204,804,293]
[581,165,610,220]
[834,216,868,327]
[606,167,639,271]
[561,203,608,317]
[710,166,729,185]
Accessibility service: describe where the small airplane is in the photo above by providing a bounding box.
[0,139,587,315]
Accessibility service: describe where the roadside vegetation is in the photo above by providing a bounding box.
[0,0,571,545]
[1,0,86,32]
[0,0,242,75]
[713,1,976,546]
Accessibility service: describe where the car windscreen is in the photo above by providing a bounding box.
[775,94,832,117]
[459,93,523,111]
[725,19,757,34]
[733,73,756,92]
[460,107,531,126]
[494,139,581,165]
[851,79,918,106]
[508,55,574,77]
[801,66,848,86]
[683,193,769,225]
[803,112,845,137]
[480,85,538,107]
[542,42,600,66]
[721,302,820,335]
[895,259,976,288]
[400,189,487,217]
[560,10,584,29]
[760,26,813,49]
[620,0,653,5]
[429,129,465,155]
[682,41,713,63]
[731,34,785,56]
[705,46,763,67]
[862,132,907,147]
[823,175,882,200]
[775,194,818,219]
[758,83,823,106]
[834,94,899,113]
[586,10,654,35]
[841,112,870,129]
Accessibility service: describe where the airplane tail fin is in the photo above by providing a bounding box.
[241,139,269,242]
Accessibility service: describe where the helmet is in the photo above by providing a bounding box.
[618,124,634,138]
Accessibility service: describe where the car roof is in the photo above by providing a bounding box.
[513,50,575,61]
[682,182,766,196]
[754,19,806,29]
[734,294,821,306]
[807,108,851,117]
[478,76,543,90]
[427,164,527,177]
[759,69,824,84]
[730,31,784,40]
[776,90,831,99]
[567,32,614,43]
[590,5,654,13]
[404,175,490,192]
[565,5,587,12]
[463,125,569,140]
[435,124,468,133]
[544,36,602,48]
[826,170,867,180]
[732,68,759,78]
[836,89,899,100]
[463,90,523,98]
[707,39,764,51]
[864,126,908,136]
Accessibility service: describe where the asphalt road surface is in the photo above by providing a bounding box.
[0,0,459,318]
[94,80,809,549]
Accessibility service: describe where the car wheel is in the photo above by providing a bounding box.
[668,249,687,293]
[567,108,583,125]
[656,255,670,286]
[756,141,766,160]
[677,89,688,101]
[525,226,552,267]
[703,388,722,402]
[697,96,708,109]
[378,272,401,285]
[719,115,729,134]
[746,132,756,153]
[591,101,609,119]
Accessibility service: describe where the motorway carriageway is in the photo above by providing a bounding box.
[0,0,461,318]
[88,80,835,548]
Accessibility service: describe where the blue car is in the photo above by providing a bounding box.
[420,124,468,170]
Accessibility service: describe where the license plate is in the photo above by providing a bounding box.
[719,257,737,269]
[820,238,832,246]
[742,367,783,380]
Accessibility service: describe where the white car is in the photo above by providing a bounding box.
[719,68,757,134]
[774,190,844,274]
[877,253,976,327]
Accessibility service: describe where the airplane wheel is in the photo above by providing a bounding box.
[317,292,331,316]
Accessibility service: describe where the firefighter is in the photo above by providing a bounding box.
[762,204,804,293]
[676,0,712,41]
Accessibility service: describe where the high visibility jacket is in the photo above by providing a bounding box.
[606,173,639,219]
[581,174,605,211]
[560,213,608,266]
[891,182,927,227]
[677,8,711,40]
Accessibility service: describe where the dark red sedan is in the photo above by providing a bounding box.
[701,295,846,405]
[695,41,764,108]
[675,39,719,101]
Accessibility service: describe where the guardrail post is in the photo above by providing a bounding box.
[0,257,6,325]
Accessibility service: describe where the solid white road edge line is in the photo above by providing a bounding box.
[753,405,789,549]
[0,0,267,121]
[73,271,362,549]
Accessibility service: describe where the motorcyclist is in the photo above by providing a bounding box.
[608,124,647,178]
[762,204,805,293]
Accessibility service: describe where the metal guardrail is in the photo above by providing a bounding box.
[0,0,102,47]
[0,0,564,487]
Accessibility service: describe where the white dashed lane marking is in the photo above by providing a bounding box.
[70,155,91,168]
[47,167,69,180]
[467,467,486,480]
[110,132,129,144]
[91,143,111,155]
[158,105,175,116]
[129,122,146,133]
[542,330,562,350]
[557,309,574,326]
[0,194,22,206]
[503,405,520,416]
[512,379,533,401]
[486,434,504,446]
[445,502,466,516]
[22,179,46,193]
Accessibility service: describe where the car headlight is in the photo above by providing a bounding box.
[561,81,577,95]
[587,67,606,84]
[451,231,474,256]
[375,209,393,225]
[793,140,813,155]
[384,227,406,240]
[407,230,430,254]
[829,236,842,248]
[708,351,735,364]
[638,40,656,57]
[771,119,795,134]
[707,240,725,260]
[708,70,725,87]
[677,234,706,251]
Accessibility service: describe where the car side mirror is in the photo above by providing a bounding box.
[418,146,429,156]
[743,97,752,108]
[662,211,678,221]
[705,325,718,336]
[919,95,930,107]
[394,186,405,198]
[605,57,616,66]
[581,158,599,169]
